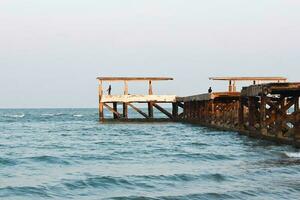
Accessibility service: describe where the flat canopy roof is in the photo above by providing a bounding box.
[209,77,287,81]
[97,77,173,81]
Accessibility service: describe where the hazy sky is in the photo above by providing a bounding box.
[0,0,299,108]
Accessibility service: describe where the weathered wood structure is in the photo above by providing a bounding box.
[177,92,240,129]
[177,77,300,148]
[240,82,300,147]
[97,77,178,121]
[96,76,300,148]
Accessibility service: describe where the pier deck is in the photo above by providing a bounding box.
[177,92,240,102]
[97,77,178,121]
[101,95,176,103]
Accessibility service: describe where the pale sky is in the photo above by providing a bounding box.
[0,0,299,108]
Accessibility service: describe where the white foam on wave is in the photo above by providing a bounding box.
[73,114,83,117]
[5,114,25,118]
[284,152,300,158]
[41,113,64,117]
[41,113,55,117]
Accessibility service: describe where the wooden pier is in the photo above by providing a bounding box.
[176,77,300,148]
[97,76,300,148]
[97,77,179,121]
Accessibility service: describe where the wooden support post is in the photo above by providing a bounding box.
[123,103,128,119]
[172,102,179,120]
[260,95,267,135]
[294,96,300,147]
[148,102,154,118]
[99,103,104,122]
[153,103,173,119]
[122,81,129,119]
[98,81,104,122]
[148,80,154,118]
[238,97,244,129]
[113,102,118,119]
[295,96,299,112]
[248,97,255,130]
[210,100,215,124]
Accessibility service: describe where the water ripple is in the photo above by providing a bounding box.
[0,108,299,200]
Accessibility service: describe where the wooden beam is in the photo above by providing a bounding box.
[177,102,184,108]
[260,95,267,134]
[104,103,121,118]
[209,77,287,81]
[100,95,176,103]
[238,97,244,128]
[248,97,256,129]
[98,81,104,121]
[99,102,104,122]
[172,102,178,119]
[97,77,173,81]
[153,103,173,119]
[113,102,118,119]
[148,102,154,118]
[127,103,149,119]
[177,92,240,102]
[123,103,128,119]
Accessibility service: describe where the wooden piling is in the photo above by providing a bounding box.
[123,103,128,119]
[172,102,179,119]
[148,102,154,118]
[113,102,118,119]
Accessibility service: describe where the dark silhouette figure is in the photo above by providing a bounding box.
[107,85,112,95]
[208,87,212,93]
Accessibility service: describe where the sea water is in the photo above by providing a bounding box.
[0,108,299,200]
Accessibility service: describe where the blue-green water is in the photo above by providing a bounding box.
[0,108,300,200]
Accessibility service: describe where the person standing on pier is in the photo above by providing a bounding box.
[208,87,212,93]
[107,85,112,95]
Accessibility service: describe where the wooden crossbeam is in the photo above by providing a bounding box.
[127,103,149,119]
[152,103,173,119]
[177,102,184,108]
[283,98,295,111]
[103,103,121,118]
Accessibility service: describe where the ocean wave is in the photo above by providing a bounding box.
[284,152,300,158]
[0,186,50,198]
[3,114,25,118]
[108,192,234,200]
[63,176,133,190]
[73,114,83,117]
[167,152,234,161]
[26,155,70,165]
[41,113,65,117]
[0,157,18,166]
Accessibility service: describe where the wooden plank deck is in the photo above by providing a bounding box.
[100,95,177,103]
[177,92,240,102]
